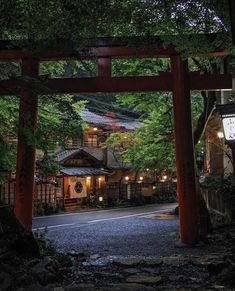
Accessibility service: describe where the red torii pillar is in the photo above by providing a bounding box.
[98,57,112,77]
[171,55,198,244]
[14,58,39,230]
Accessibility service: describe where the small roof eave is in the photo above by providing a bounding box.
[60,167,111,176]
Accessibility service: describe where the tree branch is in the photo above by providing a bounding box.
[193,91,216,145]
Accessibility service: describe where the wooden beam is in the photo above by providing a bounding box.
[0,73,232,95]
[44,75,173,93]
[0,49,26,61]
[0,46,229,61]
[0,34,230,61]
[190,73,232,90]
[0,45,177,61]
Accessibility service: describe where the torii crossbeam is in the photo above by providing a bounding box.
[0,36,232,245]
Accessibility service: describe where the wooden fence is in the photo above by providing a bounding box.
[0,181,15,205]
[0,181,58,207]
[201,189,226,215]
[106,182,143,200]
[154,182,177,202]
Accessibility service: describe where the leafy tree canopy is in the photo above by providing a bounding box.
[0,0,234,178]
[0,0,233,54]
[0,61,86,177]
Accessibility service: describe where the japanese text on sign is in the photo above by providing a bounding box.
[222,117,235,141]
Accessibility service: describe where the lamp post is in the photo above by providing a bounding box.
[217,104,235,175]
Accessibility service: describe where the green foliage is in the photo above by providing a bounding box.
[34,229,57,256]
[112,58,170,77]
[105,49,225,174]
[40,61,66,78]
[105,83,205,173]
[0,0,234,179]
[126,111,175,172]
[0,0,233,54]
[0,65,19,179]
[63,60,98,78]
[36,155,60,177]
[36,94,86,153]
[0,60,86,177]
[195,140,206,171]
[104,112,175,173]
[0,140,16,172]
[201,173,235,219]
[201,173,235,192]
[0,67,22,175]
[0,96,18,137]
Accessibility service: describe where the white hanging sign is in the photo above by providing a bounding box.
[222,116,235,141]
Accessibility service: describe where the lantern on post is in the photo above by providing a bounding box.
[216,103,235,175]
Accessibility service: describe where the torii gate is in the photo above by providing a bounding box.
[0,36,232,245]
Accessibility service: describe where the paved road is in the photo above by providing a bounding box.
[33,203,179,256]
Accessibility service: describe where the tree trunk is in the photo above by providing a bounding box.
[134,169,140,181]
[193,91,217,145]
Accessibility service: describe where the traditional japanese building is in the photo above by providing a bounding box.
[54,109,147,208]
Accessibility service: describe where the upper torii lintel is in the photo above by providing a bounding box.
[0,34,230,61]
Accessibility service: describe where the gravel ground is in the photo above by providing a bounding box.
[2,206,235,291]
[44,213,221,259]
[44,215,180,256]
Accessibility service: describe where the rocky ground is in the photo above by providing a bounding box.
[1,208,235,291]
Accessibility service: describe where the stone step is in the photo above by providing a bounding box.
[64,198,81,211]
[64,198,78,205]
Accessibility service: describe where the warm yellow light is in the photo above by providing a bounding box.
[98,196,103,202]
[86,176,91,180]
[98,177,103,188]
[162,175,168,180]
[139,176,144,181]
[124,176,129,181]
[93,127,98,131]
[217,131,224,139]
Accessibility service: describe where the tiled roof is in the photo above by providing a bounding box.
[81,110,113,127]
[60,167,111,176]
[55,148,82,163]
[81,146,103,161]
[119,120,141,130]
[55,147,104,164]
[81,109,141,131]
